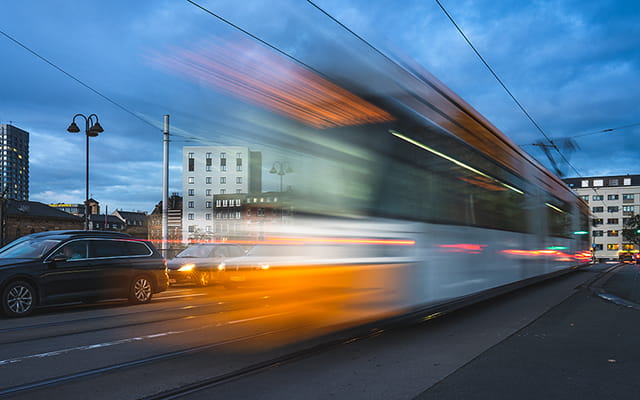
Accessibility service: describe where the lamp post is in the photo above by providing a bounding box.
[269,161,293,192]
[67,114,104,230]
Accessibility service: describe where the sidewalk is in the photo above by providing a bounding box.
[415,263,640,400]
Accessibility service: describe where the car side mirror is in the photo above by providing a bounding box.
[50,255,68,263]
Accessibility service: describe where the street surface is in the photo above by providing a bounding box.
[1,263,638,399]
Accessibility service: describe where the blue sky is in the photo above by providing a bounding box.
[0,0,638,212]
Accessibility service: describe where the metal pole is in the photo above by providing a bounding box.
[85,120,90,230]
[162,115,170,258]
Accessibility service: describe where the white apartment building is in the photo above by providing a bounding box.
[564,175,640,260]
[182,146,261,241]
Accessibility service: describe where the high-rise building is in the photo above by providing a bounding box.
[182,146,262,242]
[564,174,640,260]
[0,124,29,200]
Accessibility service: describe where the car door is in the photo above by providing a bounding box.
[40,239,102,303]
[88,239,133,299]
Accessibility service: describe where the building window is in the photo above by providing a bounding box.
[235,211,241,219]
[188,152,194,158]
[205,226,212,232]
[220,177,226,184]
[187,213,194,220]
[236,177,243,184]
[624,178,631,185]
[220,152,226,159]
[206,165,212,172]
[607,218,619,224]
[188,177,194,184]
[622,244,635,250]
[592,195,603,201]
[580,195,589,202]
[235,199,241,206]
[222,200,228,207]
[623,194,635,201]
[221,165,227,172]
[236,158,242,167]
[581,180,589,188]
[205,213,212,221]
[607,206,619,213]
[236,165,242,172]
[216,200,221,207]
[607,244,620,250]
[188,201,194,208]
[592,230,603,237]
[206,152,212,159]
[593,179,604,187]
[592,218,603,225]
[593,244,603,251]
[609,179,619,186]
[188,225,195,233]
[220,189,226,194]
[623,205,635,213]
[206,201,212,208]
[236,189,242,193]
[188,189,194,196]
[188,158,194,172]
[592,206,603,213]
[206,177,212,184]
[607,230,619,237]
[607,194,619,200]
[206,189,212,196]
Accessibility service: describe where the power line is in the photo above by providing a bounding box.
[520,121,640,146]
[0,28,158,131]
[433,0,582,178]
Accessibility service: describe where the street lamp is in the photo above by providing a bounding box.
[67,114,104,230]
[269,161,293,192]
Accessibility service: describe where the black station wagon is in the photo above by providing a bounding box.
[0,230,169,317]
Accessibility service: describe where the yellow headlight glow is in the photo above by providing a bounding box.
[178,263,195,272]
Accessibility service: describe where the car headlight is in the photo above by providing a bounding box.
[178,263,195,272]
[217,262,226,271]
[260,264,270,270]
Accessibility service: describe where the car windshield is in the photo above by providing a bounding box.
[175,245,217,258]
[0,238,62,259]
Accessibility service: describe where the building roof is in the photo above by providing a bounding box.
[113,210,147,223]
[89,214,125,224]
[563,174,640,189]
[6,200,83,220]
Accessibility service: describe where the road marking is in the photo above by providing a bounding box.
[0,311,291,367]
[0,330,187,366]
[158,293,207,300]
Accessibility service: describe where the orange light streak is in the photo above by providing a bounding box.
[152,40,394,129]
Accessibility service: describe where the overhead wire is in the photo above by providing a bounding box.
[0,28,159,132]
[432,0,583,178]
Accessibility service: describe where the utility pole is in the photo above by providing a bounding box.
[162,115,170,258]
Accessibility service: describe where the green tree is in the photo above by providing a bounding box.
[622,214,640,247]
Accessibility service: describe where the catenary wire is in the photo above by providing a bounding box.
[0,28,159,132]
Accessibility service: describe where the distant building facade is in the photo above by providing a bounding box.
[49,199,100,217]
[113,210,148,239]
[182,146,262,242]
[2,200,83,244]
[88,214,125,232]
[0,124,29,200]
[148,193,183,255]
[564,174,640,260]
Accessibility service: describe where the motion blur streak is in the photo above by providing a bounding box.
[152,39,394,128]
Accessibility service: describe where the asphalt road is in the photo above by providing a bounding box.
[2,263,636,400]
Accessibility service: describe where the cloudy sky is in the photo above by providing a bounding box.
[0,0,638,212]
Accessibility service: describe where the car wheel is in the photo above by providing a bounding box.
[129,276,153,304]
[195,271,211,287]
[2,280,36,317]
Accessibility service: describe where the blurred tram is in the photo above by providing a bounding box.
[162,38,591,325]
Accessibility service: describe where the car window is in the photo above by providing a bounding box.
[124,241,152,256]
[0,238,62,259]
[54,240,90,260]
[89,240,128,258]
